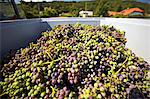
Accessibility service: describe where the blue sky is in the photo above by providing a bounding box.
[138,0,150,3]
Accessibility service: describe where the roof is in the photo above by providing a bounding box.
[108,11,120,16]
[79,11,93,14]
[108,8,144,16]
[79,11,93,16]
[121,8,144,15]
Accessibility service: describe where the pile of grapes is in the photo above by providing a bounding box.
[0,24,150,99]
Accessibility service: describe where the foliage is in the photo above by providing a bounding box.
[42,7,58,17]
[20,1,40,18]
[113,14,128,18]
[60,13,74,17]
[19,0,150,18]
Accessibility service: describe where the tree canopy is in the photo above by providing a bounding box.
[19,0,150,18]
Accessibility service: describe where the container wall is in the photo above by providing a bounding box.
[0,18,149,64]
[41,18,101,28]
[0,19,50,60]
[43,18,150,63]
[100,18,150,63]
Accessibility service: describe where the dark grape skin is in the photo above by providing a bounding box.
[0,24,149,99]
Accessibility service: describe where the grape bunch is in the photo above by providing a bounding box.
[0,23,150,99]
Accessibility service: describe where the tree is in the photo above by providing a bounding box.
[94,0,113,16]
[42,7,58,17]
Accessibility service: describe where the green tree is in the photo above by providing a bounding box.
[42,7,58,17]
[94,0,113,16]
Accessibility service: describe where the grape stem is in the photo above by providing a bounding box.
[114,57,128,76]
[45,50,53,60]
[0,92,8,97]
[109,57,128,85]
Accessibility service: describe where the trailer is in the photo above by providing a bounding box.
[0,18,150,64]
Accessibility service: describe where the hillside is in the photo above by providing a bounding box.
[16,0,150,18]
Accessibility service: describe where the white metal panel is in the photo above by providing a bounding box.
[1,18,149,63]
[100,18,150,63]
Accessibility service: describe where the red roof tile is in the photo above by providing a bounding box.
[108,8,144,16]
[120,8,144,15]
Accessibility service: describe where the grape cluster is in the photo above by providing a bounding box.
[0,24,150,99]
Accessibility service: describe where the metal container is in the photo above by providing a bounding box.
[0,18,150,63]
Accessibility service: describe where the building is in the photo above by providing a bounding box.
[108,8,144,17]
[79,11,93,17]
